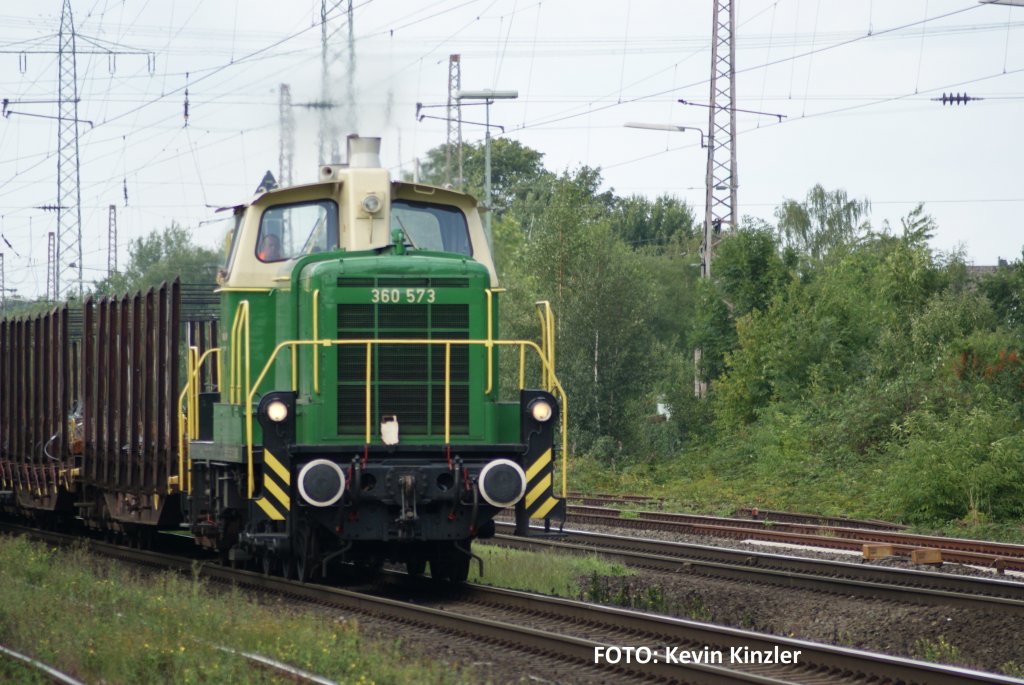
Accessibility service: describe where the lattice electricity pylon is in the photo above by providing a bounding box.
[47,232,56,301]
[446,54,463,188]
[343,0,356,140]
[317,0,341,165]
[57,0,83,300]
[279,84,295,186]
[702,0,737,282]
[107,205,117,276]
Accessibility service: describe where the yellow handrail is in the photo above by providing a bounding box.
[243,337,567,499]
[312,289,320,394]
[229,301,250,404]
[535,301,556,393]
[363,342,372,445]
[175,346,222,494]
[444,343,451,444]
[484,288,506,395]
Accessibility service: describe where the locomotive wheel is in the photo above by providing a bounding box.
[294,528,318,583]
[261,553,279,576]
[447,552,470,583]
[429,544,470,583]
[406,556,427,577]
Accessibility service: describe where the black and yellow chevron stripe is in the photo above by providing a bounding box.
[522,447,563,520]
[254,449,290,522]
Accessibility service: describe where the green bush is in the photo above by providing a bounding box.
[885,393,1024,523]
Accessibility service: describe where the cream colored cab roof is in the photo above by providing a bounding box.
[222,145,497,290]
[220,170,498,290]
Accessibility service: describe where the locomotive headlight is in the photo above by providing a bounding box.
[361,193,381,214]
[529,398,553,423]
[265,399,289,423]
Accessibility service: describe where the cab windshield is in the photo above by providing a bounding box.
[257,200,338,262]
[391,200,471,256]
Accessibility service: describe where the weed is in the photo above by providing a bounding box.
[469,544,631,598]
[913,635,961,664]
[1001,661,1024,678]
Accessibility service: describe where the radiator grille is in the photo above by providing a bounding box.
[336,300,470,438]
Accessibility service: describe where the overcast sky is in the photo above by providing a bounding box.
[1,0,1022,299]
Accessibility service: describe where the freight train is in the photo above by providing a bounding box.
[0,136,566,582]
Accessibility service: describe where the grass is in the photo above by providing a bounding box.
[469,543,632,597]
[0,536,468,685]
[567,453,1024,544]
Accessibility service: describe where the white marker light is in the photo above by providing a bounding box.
[265,400,289,423]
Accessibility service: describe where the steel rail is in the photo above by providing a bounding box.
[0,643,87,685]
[216,646,338,685]
[4,522,1020,685]
[490,523,1024,613]
[628,509,1024,558]
[734,507,908,531]
[561,508,1024,572]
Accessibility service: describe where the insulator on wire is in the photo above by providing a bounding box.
[933,92,982,106]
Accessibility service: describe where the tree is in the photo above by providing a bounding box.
[684,224,790,388]
[612,194,697,251]
[774,185,871,260]
[417,138,551,219]
[979,249,1024,329]
[91,223,220,296]
[713,226,950,424]
[501,166,670,453]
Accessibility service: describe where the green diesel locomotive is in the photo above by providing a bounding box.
[183,136,566,581]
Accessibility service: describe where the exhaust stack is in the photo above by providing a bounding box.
[320,135,383,180]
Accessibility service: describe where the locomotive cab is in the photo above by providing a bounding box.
[185,136,566,582]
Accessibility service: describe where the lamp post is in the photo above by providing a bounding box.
[624,122,707,148]
[456,89,518,237]
[624,122,711,398]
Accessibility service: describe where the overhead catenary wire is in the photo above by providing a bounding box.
[0,1,1018,298]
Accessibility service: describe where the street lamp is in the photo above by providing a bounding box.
[624,122,707,148]
[455,89,518,237]
[623,121,711,398]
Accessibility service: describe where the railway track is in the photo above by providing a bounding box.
[565,496,908,533]
[5,522,1022,684]
[0,643,86,685]
[561,505,1024,572]
[733,507,908,531]
[491,523,1024,614]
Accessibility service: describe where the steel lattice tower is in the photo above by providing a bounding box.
[446,54,463,188]
[279,84,295,186]
[47,232,56,300]
[107,205,117,276]
[702,0,737,280]
[317,0,340,165]
[344,0,356,141]
[695,0,737,398]
[57,0,83,299]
